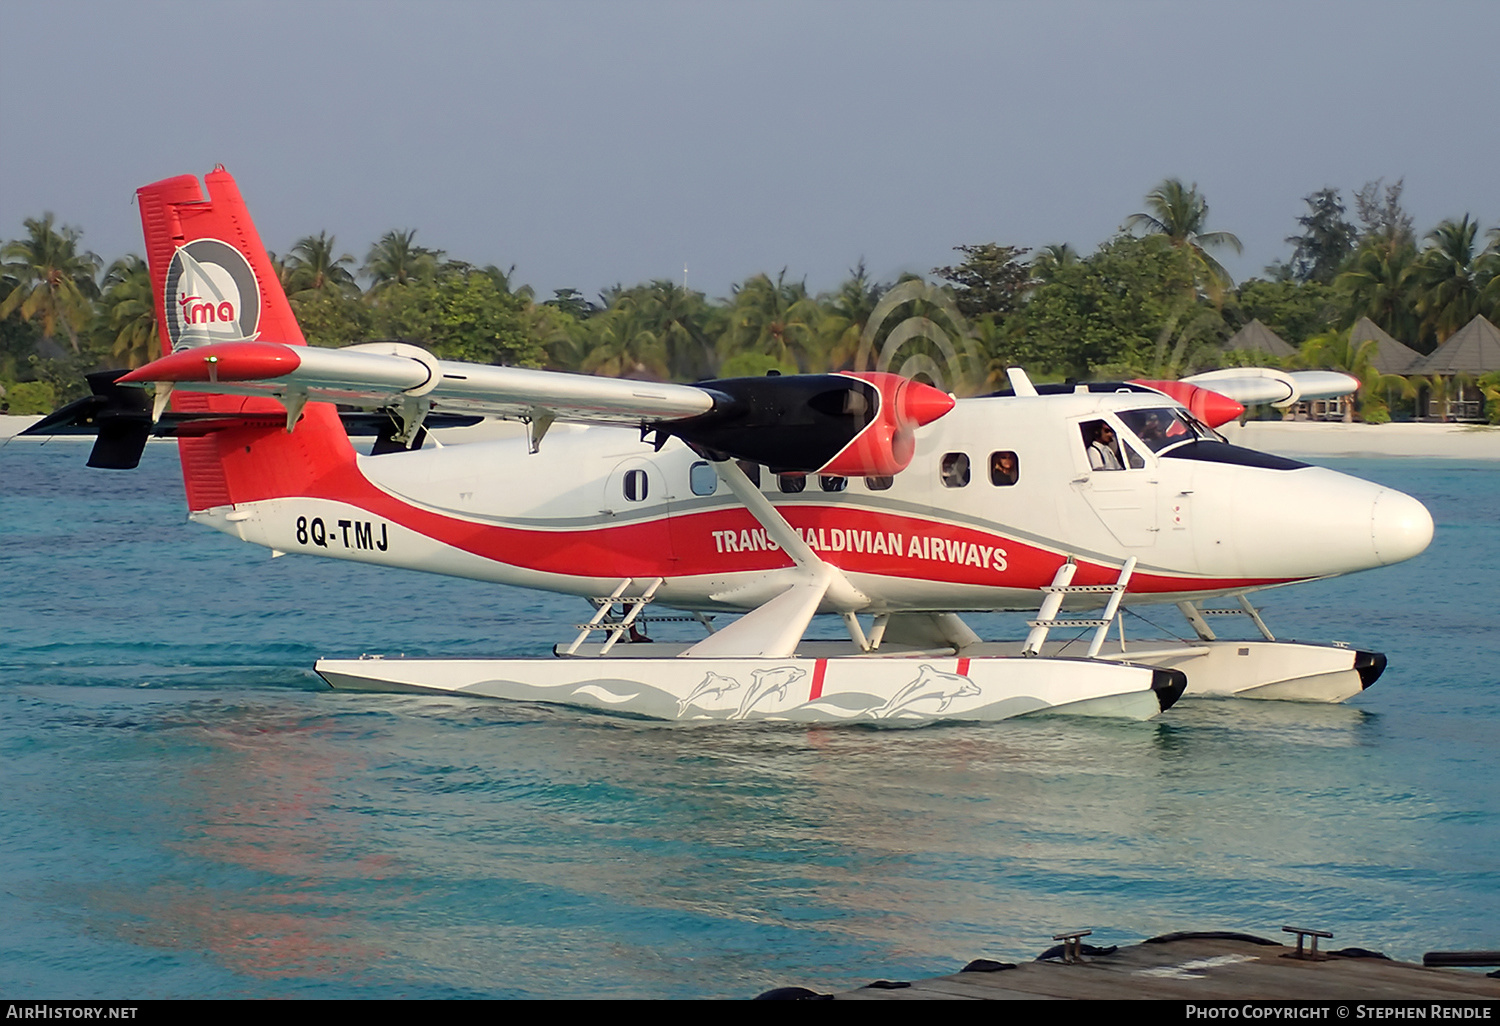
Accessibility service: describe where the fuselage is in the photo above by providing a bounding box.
[194,389,1434,614]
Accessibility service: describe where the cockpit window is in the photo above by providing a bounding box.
[1117,407,1220,452]
[1082,419,1144,470]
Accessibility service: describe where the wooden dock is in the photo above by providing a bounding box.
[763,930,1500,1001]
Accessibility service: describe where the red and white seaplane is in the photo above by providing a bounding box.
[27,168,1435,724]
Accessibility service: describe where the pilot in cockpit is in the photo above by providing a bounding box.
[1084,420,1123,470]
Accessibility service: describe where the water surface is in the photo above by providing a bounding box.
[2,442,1496,998]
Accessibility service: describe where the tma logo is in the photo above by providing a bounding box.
[164,238,260,350]
[178,294,236,325]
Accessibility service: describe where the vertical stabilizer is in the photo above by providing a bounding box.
[136,168,355,512]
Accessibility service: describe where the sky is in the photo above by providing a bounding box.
[3,0,1496,304]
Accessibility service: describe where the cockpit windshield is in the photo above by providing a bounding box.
[1117,407,1223,452]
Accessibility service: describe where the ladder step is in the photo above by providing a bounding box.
[1199,608,1248,616]
[1042,584,1125,594]
[1027,618,1112,628]
[590,596,653,605]
[572,622,631,632]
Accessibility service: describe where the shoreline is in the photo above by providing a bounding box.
[1218,419,1499,460]
[5,413,1497,460]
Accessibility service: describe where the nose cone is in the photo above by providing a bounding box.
[1372,487,1434,565]
[899,380,956,427]
[1222,467,1433,580]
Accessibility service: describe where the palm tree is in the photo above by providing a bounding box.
[98,255,159,367]
[1139,296,1226,379]
[1481,227,1500,319]
[1335,238,1420,344]
[723,270,824,371]
[0,213,102,352]
[363,229,442,291]
[1412,215,1485,345]
[580,297,668,378]
[1414,371,1474,423]
[284,232,359,298]
[1124,179,1243,302]
[1410,216,1494,345]
[1300,328,1412,423]
[1478,368,1500,424]
[639,280,718,380]
[818,262,886,371]
[1031,243,1079,283]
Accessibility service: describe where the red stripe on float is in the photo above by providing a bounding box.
[810,659,827,700]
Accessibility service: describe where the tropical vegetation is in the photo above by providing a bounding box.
[4,178,1499,422]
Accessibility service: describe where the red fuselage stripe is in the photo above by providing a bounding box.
[267,461,1296,594]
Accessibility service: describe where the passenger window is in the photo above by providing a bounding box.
[864,476,894,491]
[989,450,1019,486]
[737,460,761,487]
[778,474,806,493]
[623,468,649,501]
[819,475,847,492]
[940,453,970,488]
[689,461,717,496]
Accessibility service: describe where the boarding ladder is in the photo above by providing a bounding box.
[1023,556,1137,658]
[559,578,665,656]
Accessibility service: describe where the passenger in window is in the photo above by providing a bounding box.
[990,450,1019,486]
[940,453,970,488]
[1085,421,1123,470]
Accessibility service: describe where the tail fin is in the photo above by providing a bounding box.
[138,167,355,512]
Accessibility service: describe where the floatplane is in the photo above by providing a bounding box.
[25,168,1435,724]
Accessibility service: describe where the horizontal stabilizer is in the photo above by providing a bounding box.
[20,368,484,463]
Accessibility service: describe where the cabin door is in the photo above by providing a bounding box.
[601,457,678,565]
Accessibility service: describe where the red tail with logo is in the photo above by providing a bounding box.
[138,168,355,512]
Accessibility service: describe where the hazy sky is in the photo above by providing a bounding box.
[4,0,1496,303]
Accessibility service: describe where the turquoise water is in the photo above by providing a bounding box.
[1,441,1497,998]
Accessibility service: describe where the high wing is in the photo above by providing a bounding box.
[119,339,717,427]
[1132,367,1361,427]
[1179,368,1360,408]
[111,340,956,477]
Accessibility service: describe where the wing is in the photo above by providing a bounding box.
[113,341,954,476]
[1133,367,1361,427]
[118,340,717,425]
[1179,368,1360,407]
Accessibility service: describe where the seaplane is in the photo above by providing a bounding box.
[24,168,1435,725]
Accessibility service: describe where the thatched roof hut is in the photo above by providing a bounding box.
[1410,316,1500,375]
[1224,319,1296,358]
[1351,316,1423,375]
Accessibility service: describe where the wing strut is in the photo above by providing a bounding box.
[679,459,869,659]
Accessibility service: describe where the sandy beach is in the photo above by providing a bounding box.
[1218,419,1500,460]
[5,413,1498,459]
